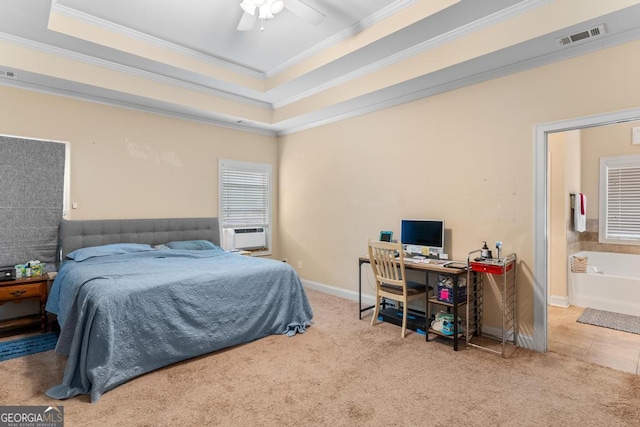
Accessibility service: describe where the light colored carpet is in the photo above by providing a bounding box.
[578,307,640,335]
[1,289,639,426]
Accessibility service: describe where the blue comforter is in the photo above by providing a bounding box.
[45,249,313,402]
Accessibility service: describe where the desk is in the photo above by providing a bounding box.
[358,257,469,350]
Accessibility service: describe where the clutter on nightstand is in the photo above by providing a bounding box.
[14,260,46,279]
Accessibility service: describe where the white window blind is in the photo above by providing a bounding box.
[219,160,271,227]
[599,155,640,244]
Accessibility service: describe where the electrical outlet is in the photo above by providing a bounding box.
[297,260,303,269]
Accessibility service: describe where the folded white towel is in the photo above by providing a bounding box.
[574,193,586,232]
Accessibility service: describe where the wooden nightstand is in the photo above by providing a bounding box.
[0,275,51,333]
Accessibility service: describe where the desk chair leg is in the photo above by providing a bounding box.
[401,303,408,338]
[371,293,381,327]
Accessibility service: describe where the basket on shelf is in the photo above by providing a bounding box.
[571,256,588,273]
[436,276,467,304]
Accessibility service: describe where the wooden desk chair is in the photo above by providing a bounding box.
[367,240,427,337]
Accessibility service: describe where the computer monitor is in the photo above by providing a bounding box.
[401,219,444,254]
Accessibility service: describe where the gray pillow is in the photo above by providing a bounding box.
[67,243,153,262]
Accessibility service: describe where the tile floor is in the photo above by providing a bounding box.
[548,305,640,374]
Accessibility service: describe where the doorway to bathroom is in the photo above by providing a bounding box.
[534,107,640,353]
[546,121,640,374]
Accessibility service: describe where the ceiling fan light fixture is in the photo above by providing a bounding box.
[240,1,256,15]
[270,0,285,14]
[258,5,274,20]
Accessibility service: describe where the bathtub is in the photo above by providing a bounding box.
[569,251,640,316]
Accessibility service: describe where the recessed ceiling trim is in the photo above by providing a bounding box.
[50,0,422,83]
[264,0,418,77]
[5,22,637,138]
[50,0,265,79]
[0,77,277,137]
[0,31,272,110]
[272,0,553,108]
[277,25,640,136]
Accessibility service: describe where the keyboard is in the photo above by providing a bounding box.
[403,257,451,265]
[426,259,451,265]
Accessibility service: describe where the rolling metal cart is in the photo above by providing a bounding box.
[466,250,517,357]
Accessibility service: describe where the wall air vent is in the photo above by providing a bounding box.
[0,69,17,80]
[556,24,606,46]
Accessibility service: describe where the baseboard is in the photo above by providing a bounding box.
[301,279,376,306]
[479,325,534,350]
[302,279,536,350]
[548,295,569,307]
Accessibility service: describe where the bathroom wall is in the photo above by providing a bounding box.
[574,121,640,255]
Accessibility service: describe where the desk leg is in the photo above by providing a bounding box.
[453,276,459,351]
[359,260,363,320]
[425,286,429,342]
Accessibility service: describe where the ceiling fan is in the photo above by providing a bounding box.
[237,0,325,31]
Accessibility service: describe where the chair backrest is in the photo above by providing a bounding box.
[368,240,406,289]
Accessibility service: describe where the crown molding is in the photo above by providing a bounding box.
[0,31,272,109]
[39,0,552,113]
[50,0,265,79]
[277,24,640,136]
[5,24,637,138]
[264,0,418,77]
[272,0,551,108]
[0,76,277,136]
[3,2,639,138]
[49,0,418,80]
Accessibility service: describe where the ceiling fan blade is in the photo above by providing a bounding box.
[237,11,257,31]
[285,0,325,25]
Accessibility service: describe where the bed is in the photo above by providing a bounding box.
[45,218,313,402]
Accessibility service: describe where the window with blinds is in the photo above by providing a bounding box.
[599,155,640,244]
[219,159,272,253]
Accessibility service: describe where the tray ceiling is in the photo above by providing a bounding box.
[1,0,640,135]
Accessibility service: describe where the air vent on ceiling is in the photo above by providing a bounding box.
[0,69,18,80]
[556,24,606,46]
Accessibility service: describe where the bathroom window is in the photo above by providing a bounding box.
[599,155,640,245]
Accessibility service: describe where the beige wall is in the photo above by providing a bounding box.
[0,86,278,227]
[0,86,279,321]
[581,120,640,220]
[278,39,640,341]
[548,130,580,301]
[3,40,640,343]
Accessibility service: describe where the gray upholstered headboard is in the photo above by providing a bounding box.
[58,217,220,261]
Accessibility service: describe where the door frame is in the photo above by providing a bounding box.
[533,107,640,352]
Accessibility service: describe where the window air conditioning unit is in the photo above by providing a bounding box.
[223,227,266,250]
